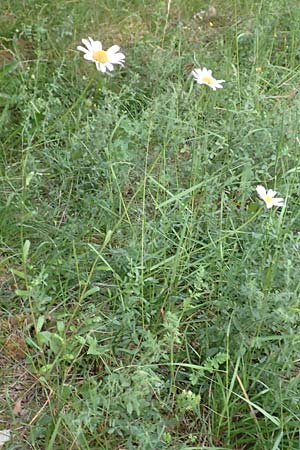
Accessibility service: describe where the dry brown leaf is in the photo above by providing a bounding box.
[4,334,27,360]
[13,398,22,416]
[208,5,217,17]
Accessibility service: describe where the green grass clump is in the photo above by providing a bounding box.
[1,0,300,448]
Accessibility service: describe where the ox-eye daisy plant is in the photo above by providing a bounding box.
[192,67,225,90]
[3,0,300,449]
[256,185,284,209]
[77,37,125,73]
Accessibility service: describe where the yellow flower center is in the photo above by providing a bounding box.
[265,195,273,204]
[93,50,109,63]
[202,76,214,85]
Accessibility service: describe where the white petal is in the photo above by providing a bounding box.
[106,62,114,71]
[256,185,266,199]
[192,73,202,83]
[273,198,284,206]
[98,62,107,73]
[82,38,93,51]
[214,82,224,89]
[267,189,277,198]
[114,52,125,60]
[266,202,274,209]
[109,52,125,64]
[84,53,94,61]
[107,45,120,55]
[192,68,201,75]
[77,45,89,53]
[93,40,102,51]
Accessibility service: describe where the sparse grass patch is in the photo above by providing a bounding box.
[1,0,300,449]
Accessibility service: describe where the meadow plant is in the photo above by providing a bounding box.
[1,0,300,449]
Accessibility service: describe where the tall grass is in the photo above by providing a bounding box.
[1,0,300,448]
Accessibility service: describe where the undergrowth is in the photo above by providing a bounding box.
[1,0,300,449]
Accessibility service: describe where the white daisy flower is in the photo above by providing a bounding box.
[77,37,125,73]
[256,185,284,209]
[192,67,225,90]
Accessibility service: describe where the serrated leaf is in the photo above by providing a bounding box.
[15,289,30,297]
[103,229,113,247]
[49,334,64,354]
[40,364,53,373]
[56,321,65,335]
[86,336,100,355]
[25,171,35,186]
[97,265,113,271]
[36,316,45,333]
[81,286,100,300]
[36,331,52,345]
[22,240,31,263]
[0,61,19,76]
[10,268,27,280]
[126,402,133,415]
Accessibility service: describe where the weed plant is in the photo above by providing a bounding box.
[1,0,300,449]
